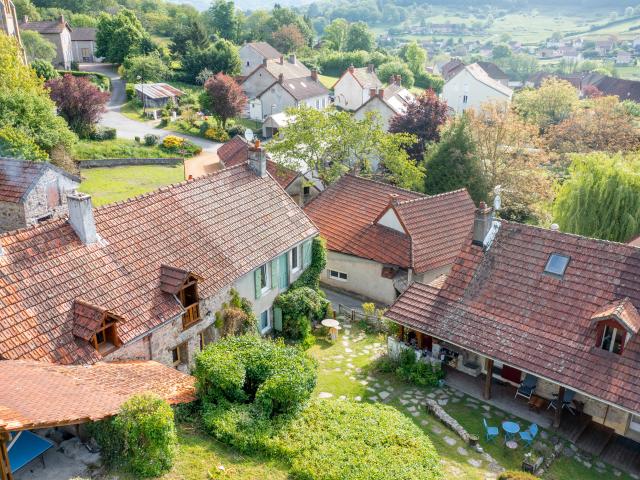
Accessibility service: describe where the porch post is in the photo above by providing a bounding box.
[398,325,404,342]
[0,429,13,480]
[554,386,565,428]
[416,332,424,349]
[483,358,494,400]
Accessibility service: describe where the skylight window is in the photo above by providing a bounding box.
[544,253,570,277]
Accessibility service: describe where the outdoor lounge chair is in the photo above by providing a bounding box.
[483,418,499,441]
[7,430,54,473]
[514,374,537,401]
[519,424,539,447]
[547,389,577,415]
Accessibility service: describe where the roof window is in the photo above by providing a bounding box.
[544,253,570,277]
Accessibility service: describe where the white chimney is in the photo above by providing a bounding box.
[550,223,560,232]
[248,140,267,178]
[472,201,494,247]
[67,192,97,244]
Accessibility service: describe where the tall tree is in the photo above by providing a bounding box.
[122,53,170,84]
[169,20,209,58]
[389,90,448,160]
[181,39,240,84]
[401,40,427,76]
[46,74,110,138]
[513,77,580,132]
[345,21,374,52]
[268,107,423,190]
[95,9,148,64]
[201,73,247,127]
[554,152,640,242]
[21,30,56,62]
[271,24,305,54]
[323,18,349,51]
[205,0,240,42]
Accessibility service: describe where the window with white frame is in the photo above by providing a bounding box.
[259,309,271,333]
[601,325,624,354]
[259,263,270,292]
[328,269,348,281]
[291,245,300,272]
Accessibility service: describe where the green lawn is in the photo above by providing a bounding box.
[72,139,175,160]
[79,164,184,206]
[318,74,338,90]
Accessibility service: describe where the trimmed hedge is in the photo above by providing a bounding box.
[57,70,111,91]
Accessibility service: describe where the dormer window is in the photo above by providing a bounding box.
[92,314,120,353]
[544,253,570,277]
[591,297,640,356]
[72,300,122,354]
[600,325,624,354]
[159,265,204,331]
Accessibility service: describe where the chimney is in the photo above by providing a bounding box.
[59,14,65,24]
[348,64,355,73]
[279,55,284,65]
[311,69,318,81]
[472,201,494,247]
[288,54,296,64]
[369,88,377,98]
[278,73,284,84]
[67,192,97,245]
[367,63,374,73]
[248,140,267,178]
[388,193,399,205]
[262,58,268,66]
[378,88,385,98]
[550,223,560,232]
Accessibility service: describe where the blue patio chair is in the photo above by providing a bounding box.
[547,389,577,415]
[519,423,539,447]
[514,374,538,401]
[483,418,499,442]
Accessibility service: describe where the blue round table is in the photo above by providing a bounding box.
[502,421,520,442]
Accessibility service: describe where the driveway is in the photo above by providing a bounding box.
[81,64,222,175]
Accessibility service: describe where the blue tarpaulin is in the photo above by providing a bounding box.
[7,431,54,473]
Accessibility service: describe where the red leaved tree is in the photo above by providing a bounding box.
[46,74,110,138]
[271,24,305,54]
[389,89,449,160]
[202,73,248,128]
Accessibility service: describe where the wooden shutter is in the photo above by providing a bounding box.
[278,253,289,289]
[254,267,262,299]
[270,259,278,290]
[274,307,283,331]
[303,240,313,268]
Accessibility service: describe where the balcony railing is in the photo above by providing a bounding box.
[182,303,201,330]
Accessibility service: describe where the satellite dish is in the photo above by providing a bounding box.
[244,129,254,142]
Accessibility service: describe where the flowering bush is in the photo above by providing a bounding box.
[162,135,184,150]
[204,126,230,142]
[160,135,202,157]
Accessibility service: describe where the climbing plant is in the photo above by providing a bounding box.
[214,288,258,336]
[290,237,327,291]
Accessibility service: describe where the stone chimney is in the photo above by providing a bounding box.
[348,64,355,73]
[278,73,284,84]
[388,193,399,205]
[472,201,493,247]
[288,54,296,64]
[59,14,65,24]
[248,140,267,178]
[369,88,377,98]
[378,88,385,98]
[279,55,284,65]
[311,69,318,81]
[67,192,97,245]
[367,63,374,73]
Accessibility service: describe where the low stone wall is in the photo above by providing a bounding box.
[425,398,471,443]
[78,157,183,168]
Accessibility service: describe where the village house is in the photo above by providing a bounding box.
[70,27,101,63]
[386,204,640,475]
[0,0,25,62]
[304,174,475,305]
[441,63,513,114]
[20,15,73,69]
[261,111,293,138]
[435,58,465,81]
[476,61,510,86]
[595,38,616,56]
[353,75,415,131]
[217,135,319,205]
[239,41,282,77]
[0,158,80,233]
[616,50,634,66]
[0,149,317,373]
[333,64,383,111]
[135,83,184,110]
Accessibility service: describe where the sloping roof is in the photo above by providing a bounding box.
[0,164,317,364]
[440,59,465,81]
[355,84,415,116]
[70,27,96,42]
[217,136,299,189]
[159,265,200,295]
[526,72,584,89]
[264,57,311,80]
[20,19,70,35]
[0,158,80,204]
[0,360,195,431]
[280,76,329,100]
[586,75,640,103]
[134,83,184,100]
[304,175,475,273]
[72,300,109,341]
[246,41,281,59]
[460,64,513,97]
[386,221,640,414]
[352,67,383,89]
[477,61,509,80]
[591,297,640,335]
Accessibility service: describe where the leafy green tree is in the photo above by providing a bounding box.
[492,44,511,59]
[205,0,240,42]
[345,21,374,52]
[268,5,313,44]
[181,39,240,84]
[169,20,209,58]
[201,73,247,127]
[268,106,423,190]
[69,13,97,27]
[96,9,148,64]
[424,115,487,203]
[323,18,349,51]
[553,152,640,242]
[242,10,271,42]
[31,59,59,80]
[0,126,48,161]
[122,52,170,83]
[495,53,539,82]
[271,24,305,53]
[13,0,40,20]
[21,30,56,63]
[513,77,580,132]
[377,61,414,88]
[401,40,427,76]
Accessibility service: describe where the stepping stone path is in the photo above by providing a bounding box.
[443,436,457,446]
[431,425,443,434]
[468,459,482,468]
[379,391,390,400]
[457,446,468,456]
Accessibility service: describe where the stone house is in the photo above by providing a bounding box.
[386,206,640,473]
[354,76,415,131]
[0,149,318,373]
[0,0,25,62]
[70,27,101,63]
[239,41,282,77]
[333,64,383,111]
[20,15,73,69]
[441,63,513,114]
[304,174,476,305]
[0,158,80,233]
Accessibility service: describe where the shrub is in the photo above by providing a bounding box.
[90,126,117,141]
[290,237,327,291]
[274,287,329,341]
[70,60,80,71]
[31,59,59,81]
[195,334,317,417]
[90,393,177,478]
[498,472,540,480]
[144,134,159,146]
[226,124,246,137]
[162,134,184,150]
[204,126,230,142]
[395,347,444,387]
[126,83,136,100]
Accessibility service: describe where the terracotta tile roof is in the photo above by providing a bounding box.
[0,360,195,431]
[304,175,475,272]
[218,136,299,189]
[159,265,199,295]
[0,164,317,364]
[591,298,640,335]
[72,300,109,342]
[0,158,80,203]
[386,222,640,414]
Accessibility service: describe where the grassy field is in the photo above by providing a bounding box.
[318,74,338,90]
[72,139,175,160]
[79,164,184,206]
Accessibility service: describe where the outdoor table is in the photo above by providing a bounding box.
[321,318,341,341]
[502,421,520,443]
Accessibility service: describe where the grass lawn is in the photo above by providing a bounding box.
[120,100,147,122]
[318,74,338,90]
[79,164,184,206]
[72,139,175,160]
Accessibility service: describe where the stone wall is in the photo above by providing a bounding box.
[0,201,25,232]
[78,158,183,168]
[23,169,79,227]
